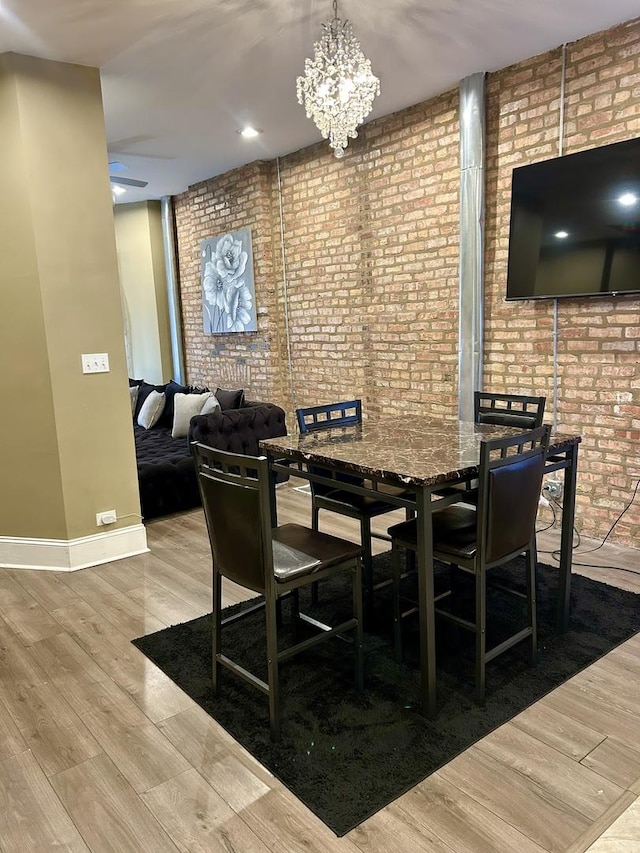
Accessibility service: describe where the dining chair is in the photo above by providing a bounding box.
[296,400,413,612]
[193,442,364,741]
[388,424,550,704]
[474,391,546,428]
[446,391,547,505]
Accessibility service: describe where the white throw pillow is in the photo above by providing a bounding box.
[200,394,221,416]
[137,390,166,429]
[129,385,139,417]
[172,392,213,438]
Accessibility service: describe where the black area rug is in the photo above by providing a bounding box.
[133,555,640,836]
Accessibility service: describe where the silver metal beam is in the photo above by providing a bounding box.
[458,72,486,421]
[161,196,186,384]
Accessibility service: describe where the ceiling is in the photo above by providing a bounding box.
[1,0,638,204]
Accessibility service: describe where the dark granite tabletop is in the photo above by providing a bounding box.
[260,417,581,489]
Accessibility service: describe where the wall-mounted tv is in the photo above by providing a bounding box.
[506,136,640,300]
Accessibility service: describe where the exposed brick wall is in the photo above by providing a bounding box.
[485,19,640,544]
[174,17,640,547]
[173,160,287,404]
[278,92,460,419]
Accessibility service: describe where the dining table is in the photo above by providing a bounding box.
[260,416,581,717]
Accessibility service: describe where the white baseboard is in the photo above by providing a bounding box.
[0,524,149,572]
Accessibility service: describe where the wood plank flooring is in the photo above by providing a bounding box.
[0,480,638,852]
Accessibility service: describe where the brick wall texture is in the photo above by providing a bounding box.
[174,17,640,547]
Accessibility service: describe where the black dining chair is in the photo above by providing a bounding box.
[474,392,546,428]
[388,424,550,704]
[296,400,414,611]
[447,391,547,505]
[193,442,364,741]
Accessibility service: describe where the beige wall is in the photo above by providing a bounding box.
[114,201,173,384]
[0,57,67,537]
[0,53,141,542]
[174,18,640,548]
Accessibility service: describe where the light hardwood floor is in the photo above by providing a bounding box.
[0,481,639,853]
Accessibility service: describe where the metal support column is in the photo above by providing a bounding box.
[458,72,486,421]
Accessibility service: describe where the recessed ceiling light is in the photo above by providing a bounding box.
[618,192,637,207]
[238,126,262,139]
[111,185,126,196]
[555,230,569,239]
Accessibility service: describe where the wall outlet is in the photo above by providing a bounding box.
[543,479,563,501]
[96,510,117,526]
[82,353,110,374]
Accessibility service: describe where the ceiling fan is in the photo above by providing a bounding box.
[110,175,149,188]
[109,160,148,189]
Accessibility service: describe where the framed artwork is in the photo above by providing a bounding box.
[201,228,257,334]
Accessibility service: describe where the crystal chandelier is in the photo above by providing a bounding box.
[296,0,380,158]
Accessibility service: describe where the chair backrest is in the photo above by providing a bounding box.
[296,399,362,434]
[474,392,546,429]
[476,425,550,565]
[295,400,363,493]
[193,443,272,592]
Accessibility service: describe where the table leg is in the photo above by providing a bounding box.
[557,444,578,632]
[267,453,278,528]
[416,487,437,717]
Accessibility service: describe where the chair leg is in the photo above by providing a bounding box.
[265,594,281,742]
[406,547,416,575]
[403,505,416,573]
[391,543,404,662]
[212,566,222,695]
[291,589,301,642]
[310,501,320,606]
[527,540,538,665]
[475,567,486,706]
[353,559,365,692]
[361,515,374,617]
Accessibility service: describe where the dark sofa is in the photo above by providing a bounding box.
[135,401,287,520]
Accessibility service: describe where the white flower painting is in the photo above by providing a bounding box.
[201,228,257,334]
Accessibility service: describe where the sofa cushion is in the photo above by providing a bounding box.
[157,380,212,428]
[129,385,139,417]
[200,395,220,415]
[172,392,213,438]
[215,387,245,410]
[134,425,198,520]
[156,379,187,428]
[134,381,167,421]
[138,390,166,429]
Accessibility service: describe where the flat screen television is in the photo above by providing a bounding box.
[506,136,640,300]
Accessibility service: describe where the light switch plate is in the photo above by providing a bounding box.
[82,353,109,374]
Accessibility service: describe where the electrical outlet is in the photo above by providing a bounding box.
[82,353,110,374]
[544,479,563,501]
[96,510,117,526]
